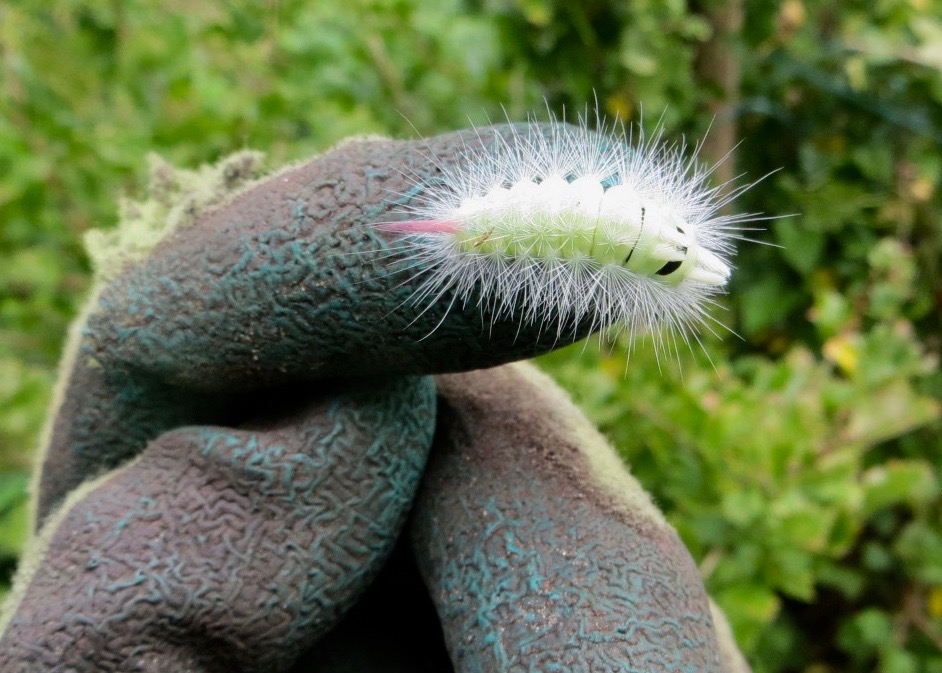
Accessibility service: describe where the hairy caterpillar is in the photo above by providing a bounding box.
[380,117,761,357]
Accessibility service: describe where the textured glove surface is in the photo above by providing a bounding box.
[292,364,750,673]
[412,363,727,673]
[2,376,435,672]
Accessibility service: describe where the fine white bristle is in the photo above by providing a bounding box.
[380,113,766,361]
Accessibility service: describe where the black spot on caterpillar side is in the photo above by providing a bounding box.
[656,260,683,276]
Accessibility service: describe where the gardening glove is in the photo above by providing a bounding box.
[0,126,748,672]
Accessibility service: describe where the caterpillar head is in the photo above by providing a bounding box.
[597,187,732,287]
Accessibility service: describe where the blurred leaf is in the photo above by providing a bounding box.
[715,584,781,652]
[775,218,825,276]
[861,460,938,514]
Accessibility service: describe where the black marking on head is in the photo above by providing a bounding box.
[656,260,683,276]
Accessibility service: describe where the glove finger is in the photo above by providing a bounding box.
[1,375,435,672]
[411,363,749,673]
[86,124,592,394]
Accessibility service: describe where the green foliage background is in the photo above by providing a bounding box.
[1,1,941,670]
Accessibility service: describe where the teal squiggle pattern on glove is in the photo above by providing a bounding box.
[1,376,434,671]
[412,364,725,673]
[34,364,230,526]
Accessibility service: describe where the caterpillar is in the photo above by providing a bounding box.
[380,116,761,357]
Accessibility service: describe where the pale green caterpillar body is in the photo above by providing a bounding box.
[381,118,759,354]
[450,179,730,286]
